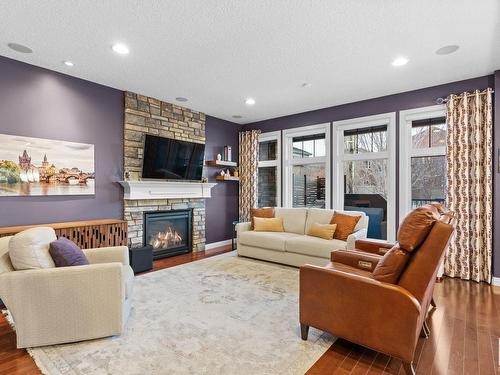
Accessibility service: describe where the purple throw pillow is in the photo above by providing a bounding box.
[49,237,89,267]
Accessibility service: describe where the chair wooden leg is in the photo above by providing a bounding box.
[403,362,416,375]
[430,297,437,308]
[420,324,429,338]
[423,321,430,336]
[300,324,309,340]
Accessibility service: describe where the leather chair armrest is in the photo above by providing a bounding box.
[299,264,421,362]
[354,239,394,255]
[330,250,382,272]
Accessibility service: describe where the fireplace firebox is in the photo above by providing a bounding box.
[143,210,192,259]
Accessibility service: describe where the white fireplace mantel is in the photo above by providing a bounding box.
[118,180,217,200]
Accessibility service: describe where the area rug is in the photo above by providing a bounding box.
[8,253,335,374]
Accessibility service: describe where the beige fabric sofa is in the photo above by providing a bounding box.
[237,208,368,267]
[0,236,134,348]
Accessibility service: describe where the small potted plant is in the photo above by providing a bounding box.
[232,167,239,177]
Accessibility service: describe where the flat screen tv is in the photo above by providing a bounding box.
[142,135,205,180]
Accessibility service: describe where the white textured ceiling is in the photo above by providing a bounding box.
[0,1,499,124]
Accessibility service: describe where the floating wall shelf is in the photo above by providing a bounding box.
[215,175,239,182]
[206,160,237,167]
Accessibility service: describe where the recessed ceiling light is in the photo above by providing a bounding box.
[245,98,256,106]
[64,61,74,67]
[301,83,312,88]
[392,57,409,67]
[436,45,459,55]
[232,115,243,119]
[112,43,129,55]
[7,42,32,54]
[175,97,188,102]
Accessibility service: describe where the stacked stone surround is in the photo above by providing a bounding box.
[123,92,206,251]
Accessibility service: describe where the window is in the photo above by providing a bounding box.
[333,113,396,241]
[399,106,447,220]
[283,124,330,208]
[257,131,281,207]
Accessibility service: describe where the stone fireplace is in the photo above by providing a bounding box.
[122,92,208,253]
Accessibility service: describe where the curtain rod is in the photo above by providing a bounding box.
[436,89,494,104]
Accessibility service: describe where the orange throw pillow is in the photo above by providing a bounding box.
[330,212,361,241]
[250,207,275,229]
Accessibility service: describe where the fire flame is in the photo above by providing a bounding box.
[150,227,183,249]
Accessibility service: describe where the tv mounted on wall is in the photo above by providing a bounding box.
[141,134,205,181]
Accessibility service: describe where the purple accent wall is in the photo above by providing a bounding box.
[0,56,124,226]
[204,116,242,244]
[244,75,499,277]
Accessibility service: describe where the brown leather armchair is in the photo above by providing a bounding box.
[299,205,455,375]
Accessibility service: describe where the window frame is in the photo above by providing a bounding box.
[332,112,396,241]
[399,105,446,222]
[258,130,281,207]
[282,123,331,208]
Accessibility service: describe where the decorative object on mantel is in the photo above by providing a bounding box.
[216,153,222,161]
[0,133,95,196]
[118,180,217,200]
[0,219,127,249]
[201,176,208,183]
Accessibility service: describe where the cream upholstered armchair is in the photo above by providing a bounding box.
[0,235,134,348]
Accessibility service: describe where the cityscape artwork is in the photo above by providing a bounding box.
[0,133,95,196]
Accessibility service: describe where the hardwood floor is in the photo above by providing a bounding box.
[1,248,499,375]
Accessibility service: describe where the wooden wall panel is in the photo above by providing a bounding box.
[0,219,128,249]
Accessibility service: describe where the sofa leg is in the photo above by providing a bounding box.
[403,362,415,375]
[300,324,309,340]
[430,297,437,308]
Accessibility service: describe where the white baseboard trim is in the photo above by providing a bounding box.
[492,276,500,287]
[205,239,232,250]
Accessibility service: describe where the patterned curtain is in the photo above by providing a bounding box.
[239,130,261,222]
[444,89,493,283]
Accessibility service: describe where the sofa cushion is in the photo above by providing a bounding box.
[122,265,135,299]
[331,212,362,241]
[305,208,335,233]
[49,237,89,267]
[274,208,308,234]
[253,217,284,232]
[307,223,337,240]
[285,235,347,258]
[250,207,275,229]
[9,227,56,270]
[239,231,300,252]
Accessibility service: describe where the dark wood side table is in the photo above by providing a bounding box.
[129,245,153,274]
